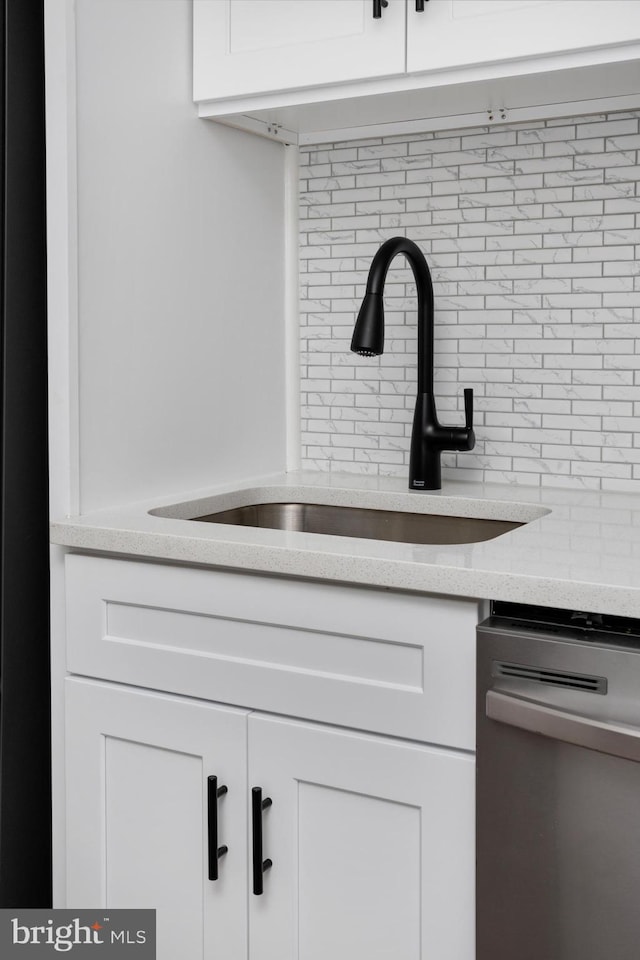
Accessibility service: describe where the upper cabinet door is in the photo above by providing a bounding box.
[407,0,640,75]
[193,0,407,101]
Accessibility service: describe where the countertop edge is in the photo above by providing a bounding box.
[50,519,640,619]
[50,473,640,619]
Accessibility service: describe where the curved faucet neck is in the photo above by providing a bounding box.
[365,236,434,395]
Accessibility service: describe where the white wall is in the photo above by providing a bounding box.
[299,111,640,492]
[75,0,286,513]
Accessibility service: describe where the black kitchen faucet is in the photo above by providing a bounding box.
[351,236,475,490]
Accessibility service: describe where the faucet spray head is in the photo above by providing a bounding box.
[350,293,384,357]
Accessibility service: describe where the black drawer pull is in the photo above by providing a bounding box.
[207,775,228,881]
[251,786,272,895]
[372,0,388,18]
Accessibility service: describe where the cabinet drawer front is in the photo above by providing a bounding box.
[66,555,478,748]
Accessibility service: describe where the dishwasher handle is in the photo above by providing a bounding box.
[486,689,640,763]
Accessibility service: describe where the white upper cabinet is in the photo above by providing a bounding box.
[407,0,640,74]
[194,0,640,144]
[193,0,406,101]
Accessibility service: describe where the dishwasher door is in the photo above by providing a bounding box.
[477,615,640,960]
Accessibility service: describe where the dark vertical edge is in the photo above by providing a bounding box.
[0,0,50,907]
[207,775,218,881]
[251,787,263,895]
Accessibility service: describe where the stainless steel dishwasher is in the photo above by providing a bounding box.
[477,602,640,960]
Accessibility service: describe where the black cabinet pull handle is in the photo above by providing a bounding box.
[372,0,388,18]
[464,388,474,431]
[251,786,272,895]
[416,0,429,9]
[207,776,228,881]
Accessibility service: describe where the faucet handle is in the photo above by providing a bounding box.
[464,388,474,430]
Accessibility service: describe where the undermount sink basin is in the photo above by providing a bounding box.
[191,502,523,545]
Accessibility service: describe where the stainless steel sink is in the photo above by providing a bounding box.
[192,502,523,545]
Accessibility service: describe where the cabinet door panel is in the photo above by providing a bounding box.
[194,0,406,101]
[248,713,474,960]
[407,0,640,75]
[65,679,249,960]
[104,738,203,956]
[297,782,421,959]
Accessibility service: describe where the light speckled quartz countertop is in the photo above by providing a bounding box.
[50,471,640,618]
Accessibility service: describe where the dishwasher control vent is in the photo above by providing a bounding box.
[493,660,607,694]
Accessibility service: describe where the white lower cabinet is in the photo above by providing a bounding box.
[65,679,249,959]
[65,677,475,960]
[248,713,475,960]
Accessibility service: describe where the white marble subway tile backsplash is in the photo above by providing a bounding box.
[299,111,640,491]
